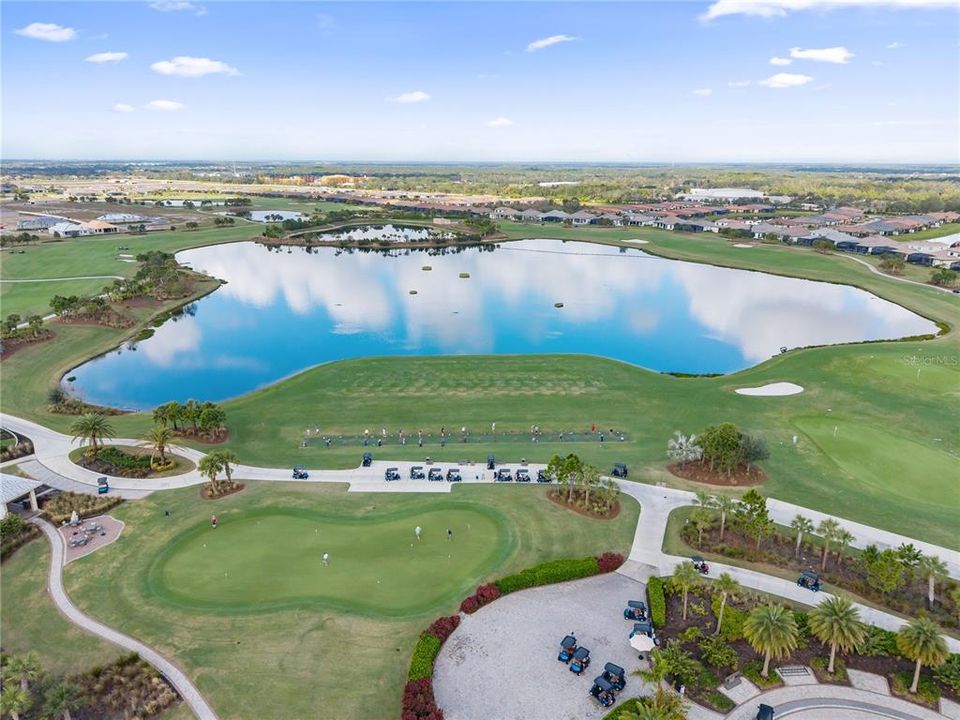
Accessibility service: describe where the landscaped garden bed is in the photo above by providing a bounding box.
[0,514,41,560]
[69,445,194,479]
[39,491,124,525]
[672,490,960,630]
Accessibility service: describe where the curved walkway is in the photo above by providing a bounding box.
[840,254,954,294]
[723,683,946,719]
[33,516,218,720]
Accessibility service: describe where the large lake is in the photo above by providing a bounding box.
[67,238,936,409]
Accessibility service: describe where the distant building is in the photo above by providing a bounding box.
[47,222,90,238]
[98,212,148,223]
[16,215,62,231]
[82,220,120,234]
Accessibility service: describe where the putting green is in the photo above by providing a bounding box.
[148,504,510,616]
[795,417,960,509]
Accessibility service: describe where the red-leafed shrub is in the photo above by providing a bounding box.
[426,615,461,643]
[459,595,480,614]
[402,678,444,720]
[597,552,625,573]
[475,583,501,606]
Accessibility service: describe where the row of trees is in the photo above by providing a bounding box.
[1,652,81,720]
[1,314,45,341]
[152,399,227,439]
[667,424,768,477]
[545,453,620,515]
[664,563,950,694]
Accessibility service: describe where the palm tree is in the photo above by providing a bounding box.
[743,603,800,678]
[694,489,715,510]
[715,495,737,542]
[43,682,82,720]
[835,529,855,566]
[817,518,840,571]
[632,652,689,719]
[70,413,116,458]
[790,515,814,559]
[4,652,42,693]
[163,400,182,431]
[581,464,600,508]
[211,450,239,484]
[0,686,31,720]
[897,617,949,694]
[198,454,223,496]
[713,572,741,635]
[917,555,948,608]
[182,399,201,434]
[152,405,169,428]
[691,506,713,547]
[808,597,866,673]
[143,425,172,465]
[670,561,701,620]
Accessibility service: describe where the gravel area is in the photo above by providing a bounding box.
[434,573,650,720]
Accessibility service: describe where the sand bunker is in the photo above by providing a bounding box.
[733,243,754,248]
[626,239,650,244]
[736,382,804,396]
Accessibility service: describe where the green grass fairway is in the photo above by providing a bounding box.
[795,417,960,508]
[57,482,638,718]
[150,505,508,615]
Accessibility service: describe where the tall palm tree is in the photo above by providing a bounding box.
[917,555,948,608]
[694,489,715,511]
[691,506,713,547]
[631,652,688,720]
[0,686,31,720]
[713,572,741,635]
[715,495,737,542]
[163,400,182,431]
[743,603,800,678]
[581,464,600,508]
[152,405,169,428]
[670,561,701,620]
[817,518,840,571]
[4,652,42,693]
[897,617,949,694]
[808,597,866,673]
[198,454,223,496]
[835,529,855,566]
[142,425,172,465]
[790,515,814,559]
[212,450,239,483]
[43,682,82,720]
[70,413,116,458]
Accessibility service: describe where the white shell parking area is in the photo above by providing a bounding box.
[433,572,650,720]
[735,382,804,397]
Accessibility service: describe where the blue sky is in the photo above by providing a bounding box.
[3,1,958,162]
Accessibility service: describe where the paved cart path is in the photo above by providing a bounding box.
[32,517,216,720]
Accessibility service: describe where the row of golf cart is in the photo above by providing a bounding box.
[557,636,627,708]
[384,466,463,482]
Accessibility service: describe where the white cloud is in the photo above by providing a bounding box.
[887,41,903,48]
[149,1,207,15]
[760,72,814,88]
[770,56,793,65]
[391,90,430,104]
[702,0,958,21]
[14,22,76,42]
[486,117,514,127]
[86,51,128,64]
[526,34,577,52]
[728,80,752,87]
[112,103,135,113]
[693,88,713,96]
[151,56,239,77]
[790,46,854,63]
[145,99,185,111]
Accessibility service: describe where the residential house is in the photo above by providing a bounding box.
[520,209,544,222]
[490,207,520,221]
[540,210,571,223]
[47,222,90,238]
[82,220,120,234]
[568,211,597,225]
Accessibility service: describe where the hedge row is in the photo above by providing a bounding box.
[647,576,666,627]
[460,583,501,614]
[496,556,601,595]
[408,634,443,682]
[402,677,443,720]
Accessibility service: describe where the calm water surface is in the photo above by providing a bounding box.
[67,238,936,409]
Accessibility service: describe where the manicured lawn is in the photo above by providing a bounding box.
[0,540,122,674]
[1,277,114,320]
[150,504,508,615]
[2,222,958,546]
[897,222,960,242]
[61,482,639,719]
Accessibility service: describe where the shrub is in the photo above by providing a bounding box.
[933,654,960,694]
[597,552,625,573]
[426,615,460,644]
[678,626,703,643]
[706,691,735,712]
[698,635,739,671]
[647,576,667,627]
[0,514,26,539]
[495,556,600,595]
[858,626,899,657]
[401,677,443,720]
[475,583,501,606]
[892,671,941,705]
[459,596,479,614]
[96,446,152,470]
[408,634,442,681]
[712,596,747,642]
